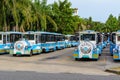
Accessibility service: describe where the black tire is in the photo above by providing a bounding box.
[42,49,46,53]
[93,57,99,61]
[56,47,58,50]
[29,51,33,56]
[75,58,79,61]
[111,54,113,56]
[93,59,98,61]
[13,54,16,56]
[99,54,101,56]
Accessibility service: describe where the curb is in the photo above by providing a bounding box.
[105,69,120,75]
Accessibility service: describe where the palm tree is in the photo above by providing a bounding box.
[51,0,74,33]
[0,0,10,31]
[32,0,57,31]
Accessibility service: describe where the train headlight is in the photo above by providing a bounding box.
[94,48,97,51]
[10,46,14,49]
[25,46,28,49]
[113,49,118,53]
[74,47,78,51]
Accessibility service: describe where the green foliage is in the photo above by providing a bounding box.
[105,14,118,32]
[0,0,119,33]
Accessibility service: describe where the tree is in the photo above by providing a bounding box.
[105,14,118,32]
[0,0,10,31]
[51,0,76,34]
[117,15,120,30]
[32,0,57,31]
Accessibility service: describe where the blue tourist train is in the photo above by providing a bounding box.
[35,32,66,52]
[35,31,57,52]
[101,33,109,49]
[0,31,23,54]
[65,35,72,48]
[65,35,79,48]
[5,31,23,54]
[73,30,103,60]
[0,32,10,54]
[109,32,116,56]
[10,31,42,56]
[54,33,66,49]
[70,35,79,47]
[110,30,120,60]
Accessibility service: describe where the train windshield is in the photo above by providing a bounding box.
[117,35,120,41]
[8,34,22,43]
[81,34,95,41]
[24,34,34,40]
[70,36,77,41]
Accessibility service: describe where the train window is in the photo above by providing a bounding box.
[112,33,116,44]
[3,35,6,44]
[46,34,49,42]
[39,35,41,42]
[81,34,95,41]
[46,34,52,42]
[54,35,57,41]
[24,34,34,40]
[77,37,79,41]
[96,33,101,44]
[70,36,77,41]
[36,35,40,43]
[117,35,120,41]
[51,35,54,41]
[70,36,73,41]
[10,34,22,42]
[41,34,54,42]
[73,36,78,41]
[60,36,62,41]
[55,35,59,41]
[7,35,10,42]
[54,35,56,41]
[61,35,65,41]
[55,35,64,41]
[0,34,2,40]
[58,35,61,41]
[103,34,108,41]
[41,34,46,43]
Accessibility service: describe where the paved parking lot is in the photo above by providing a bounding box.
[0,45,120,79]
[0,71,119,80]
[0,45,119,76]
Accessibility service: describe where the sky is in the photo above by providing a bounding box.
[47,0,120,23]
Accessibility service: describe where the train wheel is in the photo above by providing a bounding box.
[29,51,33,56]
[75,58,79,61]
[111,54,113,56]
[93,57,99,61]
[99,54,101,56]
[42,49,46,53]
[13,54,16,56]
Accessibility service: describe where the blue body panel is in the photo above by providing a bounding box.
[65,41,72,48]
[35,31,65,52]
[71,41,79,47]
[56,41,65,49]
[41,42,56,52]
[109,42,116,55]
